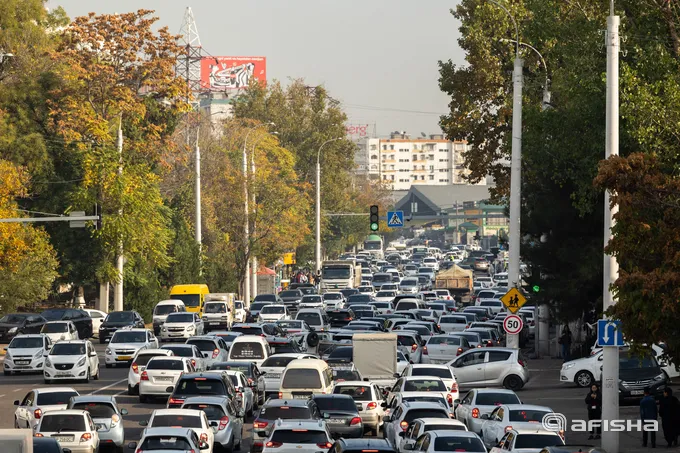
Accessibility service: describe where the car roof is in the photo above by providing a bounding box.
[473,388,518,395]
[413,418,466,426]
[337,438,394,449]
[513,428,562,435]
[136,348,173,356]
[273,419,325,430]
[152,408,203,416]
[113,328,148,332]
[500,404,552,411]
[333,381,373,386]
[11,334,45,339]
[142,427,194,437]
[401,401,449,410]
[409,364,451,370]
[34,387,78,394]
[177,372,225,380]
[312,394,353,400]
[41,409,87,417]
[187,336,220,341]
[70,395,117,404]
[427,430,479,438]
[51,340,86,344]
[162,344,195,349]
[182,396,230,406]
[268,353,315,358]
[263,398,313,408]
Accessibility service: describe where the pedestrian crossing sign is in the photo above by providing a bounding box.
[387,211,404,228]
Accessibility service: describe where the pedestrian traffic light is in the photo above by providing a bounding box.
[533,285,540,293]
[370,205,379,231]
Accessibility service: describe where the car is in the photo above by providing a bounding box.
[383,401,451,449]
[375,291,397,304]
[139,356,196,403]
[32,437,71,453]
[372,301,396,315]
[477,299,505,315]
[332,381,385,435]
[43,340,99,384]
[489,428,565,453]
[14,387,80,430]
[248,302,273,322]
[128,427,208,453]
[104,328,158,368]
[418,268,436,283]
[311,394,363,439]
[372,273,393,290]
[3,334,52,375]
[251,398,322,452]
[396,332,425,364]
[67,395,128,452]
[518,308,536,337]
[469,322,504,339]
[0,313,48,343]
[140,408,214,453]
[466,327,500,347]
[97,310,144,343]
[323,292,346,310]
[260,353,318,399]
[277,290,304,313]
[560,350,603,388]
[182,396,245,453]
[448,348,529,390]
[160,312,205,341]
[405,430,485,453]
[433,290,453,301]
[340,288,360,299]
[423,335,470,364]
[208,331,244,348]
[82,309,107,334]
[127,348,174,395]
[223,370,255,415]
[161,344,207,371]
[201,299,233,332]
[357,285,375,295]
[258,305,291,322]
[398,418,467,452]
[208,361,267,407]
[300,294,325,310]
[152,300,187,335]
[232,300,247,324]
[455,389,521,433]
[452,331,483,348]
[34,409,99,453]
[231,323,267,336]
[387,376,453,408]
[296,308,330,332]
[425,304,447,319]
[480,404,555,448]
[185,336,230,366]
[331,438,396,453]
[262,419,333,453]
[167,371,238,409]
[328,309,356,328]
[40,321,79,343]
[326,346,353,365]
[267,337,305,354]
[275,320,312,334]
[399,364,459,403]
[618,350,667,400]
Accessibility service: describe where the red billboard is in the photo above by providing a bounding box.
[200,56,266,91]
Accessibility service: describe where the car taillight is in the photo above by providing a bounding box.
[411,344,417,352]
[422,346,428,355]
[486,340,493,347]
[505,425,513,432]
[472,408,480,418]
[518,358,525,367]
[344,318,352,321]
[34,409,42,419]
[266,441,282,448]
[278,392,282,398]
[34,433,43,437]
[317,443,333,448]
[200,433,208,442]
[212,348,220,359]
[476,344,482,348]
[168,398,184,405]
[350,417,362,426]
[457,348,463,355]
[80,433,92,442]
[254,421,268,429]
[367,402,377,410]
[140,371,149,381]
[451,383,458,392]
[131,362,139,374]
[191,359,196,368]
[447,393,453,405]
[400,420,409,431]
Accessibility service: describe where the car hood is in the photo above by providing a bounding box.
[7,347,42,357]
[620,366,662,381]
[562,356,596,369]
[101,321,134,328]
[48,355,84,364]
[163,322,193,328]
[108,342,145,351]
[0,322,23,329]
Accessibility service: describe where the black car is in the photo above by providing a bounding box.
[330,438,395,453]
[353,310,376,320]
[339,288,359,299]
[347,294,375,306]
[41,308,92,339]
[327,346,353,365]
[208,361,266,406]
[0,313,47,342]
[619,351,667,401]
[311,394,363,438]
[98,310,145,343]
[167,371,238,408]
[33,437,68,453]
[328,309,355,328]
[278,289,304,313]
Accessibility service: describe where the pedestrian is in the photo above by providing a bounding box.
[585,384,602,439]
[640,387,658,448]
[659,387,680,447]
[559,326,572,362]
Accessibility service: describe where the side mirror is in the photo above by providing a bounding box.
[128,442,138,450]
[200,441,210,450]
[13,400,19,406]
[403,445,414,451]
[398,431,406,437]
[46,344,52,350]
[393,373,400,378]
[62,449,72,453]
[90,352,97,357]
[210,421,218,427]
[203,353,210,358]
[166,386,174,393]
[454,399,461,405]
[139,420,148,426]
[381,402,388,408]
[383,415,392,422]
[120,408,128,416]
[481,414,489,420]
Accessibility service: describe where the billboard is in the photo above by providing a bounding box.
[345,124,369,137]
[201,56,266,91]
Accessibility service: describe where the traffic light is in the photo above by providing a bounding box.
[533,285,540,293]
[474,230,480,241]
[370,205,379,231]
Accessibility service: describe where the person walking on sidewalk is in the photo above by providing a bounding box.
[640,387,658,448]
[559,326,572,362]
[585,384,602,440]
[659,387,680,447]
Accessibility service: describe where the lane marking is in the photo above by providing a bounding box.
[0,394,6,398]
[88,378,127,395]
[13,388,22,392]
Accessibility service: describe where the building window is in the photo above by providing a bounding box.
[370,145,377,150]
[390,165,395,170]
[382,145,387,150]
[370,154,378,160]
[429,175,434,180]
[390,175,395,180]
[429,165,434,171]
[390,145,395,150]
[420,154,426,160]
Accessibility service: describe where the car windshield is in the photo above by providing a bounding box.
[255,295,277,302]
[403,379,446,392]
[259,406,311,420]
[260,356,296,368]
[620,354,658,369]
[322,267,351,279]
[403,325,430,335]
[324,294,342,300]
[71,402,116,418]
[279,291,301,298]
[36,391,78,406]
[42,323,67,333]
[170,294,200,308]
[281,369,322,389]
[183,403,226,420]
[50,343,85,356]
[39,414,85,432]
[271,429,328,443]
[162,346,194,357]
[333,385,372,401]
[261,306,285,314]
[457,333,480,343]
[204,303,227,314]
[508,409,551,422]
[135,353,166,367]
[434,436,486,452]
[397,336,418,346]
[250,303,269,312]
[469,330,491,340]
[277,321,302,330]
[376,292,396,298]
[166,313,194,323]
[476,393,521,405]
[296,313,321,326]
[314,397,356,412]
[230,342,265,359]
[151,414,202,428]
[212,333,242,343]
[404,409,448,423]
[411,368,453,379]
[372,274,392,283]
[154,305,179,315]
[147,359,185,370]
[0,314,28,324]
[9,337,43,349]
[176,378,225,395]
[140,436,192,450]
[105,312,134,322]
[40,310,67,321]
[514,434,564,449]
[111,331,146,343]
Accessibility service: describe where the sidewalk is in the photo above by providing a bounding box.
[526,357,564,372]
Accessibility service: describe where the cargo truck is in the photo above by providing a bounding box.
[435,264,474,304]
[319,260,361,292]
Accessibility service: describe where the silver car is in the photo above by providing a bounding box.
[181,396,245,452]
[446,347,530,390]
[185,336,230,367]
[68,395,127,451]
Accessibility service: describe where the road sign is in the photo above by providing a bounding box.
[597,319,624,346]
[504,315,523,335]
[501,287,526,314]
[387,211,404,228]
[69,211,86,228]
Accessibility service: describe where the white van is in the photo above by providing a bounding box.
[227,335,271,367]
[152,300,187,335]
[202,294,234,332]
[279,358,334,399]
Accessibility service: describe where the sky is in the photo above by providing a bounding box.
[46,0,466,137]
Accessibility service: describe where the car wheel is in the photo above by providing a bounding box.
[224,435,234,453]
[93,367,99,380]
[139,394,148,404]
[575,370,594,388]
[44,378,51,384]
[503,374,523,390]
[83,368,90,384]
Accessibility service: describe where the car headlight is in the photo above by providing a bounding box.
[45,357,52,367]
[5,352,11,361]
[162,326,167,331]
[105,348,112,355]
[654,373,665,381]
[76,357,86,367]
[8,327,17,334]
[187,325,195,330]
[34,351,42,359]
[563,363,575,370]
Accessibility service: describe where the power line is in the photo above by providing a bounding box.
[343,103,448,115]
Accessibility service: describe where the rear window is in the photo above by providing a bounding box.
[434,436,486,452]
[135,353,166,367]
[403,379,447,392]
[183,403,226,420]
[428,336,462,346]
[154,304,180,315]
[424,424,467,432]
[396,302,418,310]
[296,312,322,326]
[176,378,226,395]
[508,409,551,422]
[162,346,194,357]
[480,301,501,307]
[71,402,116,418]
[39,414,85,432]
[282,369,322,389]
[333,385,373,401]
[397,335,418,346]
[111,331,146,343]
[514,434,564,449]
[151,414,202,428]
[146,359,185,370]
[42,323,67,333]
[404,409,448,423]
[411,368,453,379]
[37,391,79,406]
[140,436,192,450]
[187,339,219,352]
[261,356,298,368]
[328,312,352,320]
[230,342,265,359]
[469,330,491,340]
[314,397,356,412]
[441,317,466,324]
[475,393,521,405]
[270,429,328,444]
[402,325,430,336]
[231,325,264,335]
[259,406,312,420]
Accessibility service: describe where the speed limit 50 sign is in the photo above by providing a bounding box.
[503,314,524,335]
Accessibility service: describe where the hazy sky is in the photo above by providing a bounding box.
[46,1,466,137]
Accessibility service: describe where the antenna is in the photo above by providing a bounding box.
[178,7,203,111]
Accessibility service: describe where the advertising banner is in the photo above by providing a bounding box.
[201,56,266,91]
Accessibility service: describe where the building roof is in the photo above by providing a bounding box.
[395,185,492,213]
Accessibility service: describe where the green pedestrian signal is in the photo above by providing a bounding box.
[533,285,540,293]
[370,205,379,231]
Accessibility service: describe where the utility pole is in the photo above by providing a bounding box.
[316,138,342,274]
[251,149,257,300]
[113,114,124,312]
[195,125,202,273]
[243,130,252,307]
[602,1,620,452]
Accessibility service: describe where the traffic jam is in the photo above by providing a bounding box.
[3,245,563,453]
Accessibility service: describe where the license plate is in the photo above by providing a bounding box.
[56,371,71,376]
[210,322,220,325]
[267,373,281,379]
[293,394,310,399]
[631,390,644,395]
[117,356,132,361]
[156,376,174,381]
[329,419,346,424]
[55,436,73,443]
[15,360,29,365]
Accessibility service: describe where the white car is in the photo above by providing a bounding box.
[233,300,247,323]
[480,404,555,448]
[405,430,485,453]
[455,389,521,433]
[398,418,467,452]
[258,305,291,323]
[275,320,312,335]
[260,353,318,399]
[160,312,205,341]
[142,410,214,453]
[131,427,207,453]
[161,344,207,371]
[422,258,439,271]
[83,309,107,334]
[423,335,470,364]
[489,428,564,453]
[383,401,451,449]
[357,285,375,295]
[323,293,345,310]
[399,364,459,404]
[139,356,195,403]
[224,370,255,416]
[44,340,99,384]
[397,351,410,374]
[560,350,603,387]
[262,419,333,453]
[105,328,159,368]
[299,295,326,310]
[14,387,80,430]
[332,381,385,435]
[4,334,52,375]
[438,315,469,333]
[387,376,453,410]
[35,409,99,453]
[40,321,79,343]
[127,348,174,395]
[375,291,398,304]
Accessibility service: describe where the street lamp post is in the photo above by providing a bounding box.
[316,138,343,274]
